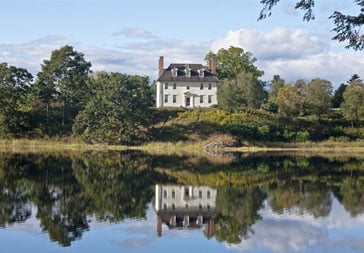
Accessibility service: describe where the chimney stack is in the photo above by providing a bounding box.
[158,56,164,77]
[209,59,216,75]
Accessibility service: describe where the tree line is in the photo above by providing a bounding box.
[0,45,363,144]
[0,45,153,144]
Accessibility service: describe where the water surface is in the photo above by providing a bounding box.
[1,151,364,252]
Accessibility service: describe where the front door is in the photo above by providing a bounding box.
[185,97,190,107]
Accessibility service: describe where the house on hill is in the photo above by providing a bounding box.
[156,56,218,108]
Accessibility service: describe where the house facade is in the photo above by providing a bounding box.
[154,184,216,237]
[156,56,218,108]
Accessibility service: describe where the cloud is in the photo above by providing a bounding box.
[210,27,364,86]
[0,35,77,76]
[0,27,362,87]
[112,27,157,40]
[228,219,325,252]
[227,198,364,252]
[211,27,327,60]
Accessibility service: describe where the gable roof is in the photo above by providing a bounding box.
[158,63,218,82]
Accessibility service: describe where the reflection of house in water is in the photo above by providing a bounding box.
[154,184,216,237]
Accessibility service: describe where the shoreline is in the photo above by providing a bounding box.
[1,139,364,155]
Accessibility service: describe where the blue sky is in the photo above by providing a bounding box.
[0,0,363,87]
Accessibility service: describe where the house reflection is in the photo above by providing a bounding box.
[154,184,216,237]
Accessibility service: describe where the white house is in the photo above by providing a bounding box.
[156,56,218,108]
[154,184,216,237]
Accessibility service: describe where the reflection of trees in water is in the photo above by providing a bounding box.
[337,177,364,217]
[214,186,266,244]
[0,151,166,247]
[1,152,364,246]
[72,152,157,222]
[268,181,332,218]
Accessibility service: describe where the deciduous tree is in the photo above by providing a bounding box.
[34,45,91,133]
[306,78,333,120]
[341,75,364,126]
[277,85,304,116]
[205,46,264,80]
[217,71,266,110]
[0,63,33,137]
[73,72,153,145]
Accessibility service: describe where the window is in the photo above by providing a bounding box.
[173,95,177,103]
[164,95,168,103]
[208,83,212,90]
[172,68,178,77]
[173,83,176,89]
[184,187,189,198]
[185,65,191,77]
[164,190,167,198]
[207,190,211,199]
[200,95,204,103]
[199,190,202,199]
[208,95,212,104]
[200,83,203,90]
[172,190,175,199]
[163,204,167,210]
[165,83,168,89]
[199,69,204,77]
[185,97,190,107]
[186,85,190,90]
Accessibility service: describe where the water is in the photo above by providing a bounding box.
[1,151,364,252]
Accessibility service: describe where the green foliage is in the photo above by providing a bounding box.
[268,75,285,104]
[33,45,92,134]
[277,85,304,117]
[217,71,267,110]
[205,46,264,80]
[341,76,364,126]
[306,78,333,120]
[332,83,347,108]
[73,72,153,145]
[0,63,33,137]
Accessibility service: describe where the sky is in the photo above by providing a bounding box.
[0,0,363,88]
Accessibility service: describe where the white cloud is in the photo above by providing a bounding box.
[227,198,364,252]
[211,27,327,60]
[112,27,157,40]
[0,35,77,76]
[210,27,364,86]
[0,27,362,87]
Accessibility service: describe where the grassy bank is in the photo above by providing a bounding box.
[2,138,364,156]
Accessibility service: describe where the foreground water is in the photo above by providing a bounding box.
[1,151,364,252]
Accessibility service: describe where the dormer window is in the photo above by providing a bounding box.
[185,64,191,77]
[171,67,178,77]
[198,68,205,77]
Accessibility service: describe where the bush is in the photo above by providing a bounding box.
[295,131,310,142]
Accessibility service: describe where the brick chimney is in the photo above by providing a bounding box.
[209,59,216,75]
[158,56,164,77]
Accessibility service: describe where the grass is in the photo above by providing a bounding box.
[2,138,364,156]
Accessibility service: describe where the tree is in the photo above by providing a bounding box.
[306,78,333,120]
[259,0,364,50]
[205,46,264,80]
[341,75,364,126]
[217,71,267,110]
[0,63,33,137]
[332,83,348,108]
[34,45,91,133]
[277,84,304,116]
[73,72,153,145]
[268,75,285,104]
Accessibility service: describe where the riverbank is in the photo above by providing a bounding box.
[2,139,364,155]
